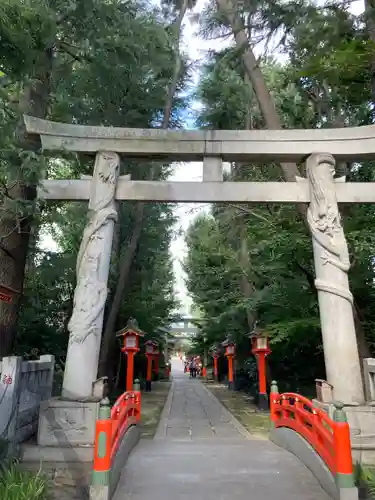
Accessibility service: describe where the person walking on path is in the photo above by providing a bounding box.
[190,358,197,378]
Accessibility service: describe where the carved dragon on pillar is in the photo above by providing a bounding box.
[68,152,119,345]
[305,153,353,304]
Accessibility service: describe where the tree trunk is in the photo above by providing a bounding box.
[98,2,189,378]
[162,0,188,127]
[0,50,52,358]
[237,71,257,332]
[239,226,256,331]
[98,202,145,377]
[215,0,305,200]
[364,0,375,106]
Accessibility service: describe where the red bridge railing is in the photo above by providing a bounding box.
[110,391,141,459]
[92,391,141,485]
[270,381,355,490]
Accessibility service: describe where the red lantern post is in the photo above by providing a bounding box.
[153,349,160,378]
[222,340,236,390]
[117,321,144,392]
[211,348,220,381]
[164,362,171,379]
[251,333,271,410]
[145,340,156,392]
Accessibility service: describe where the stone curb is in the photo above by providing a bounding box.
[154,381,174,440]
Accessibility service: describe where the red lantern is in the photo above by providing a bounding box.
[153,349,160,376]
[210,347,220,381]
[251,331,271,410]
[225,344,235,356]
[145,340,156,355]
[117,321,144,391]
[222,339,236,390]
[251,335,271,355]
[144,340,157,391]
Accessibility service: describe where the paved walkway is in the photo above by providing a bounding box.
[114,359,331,500]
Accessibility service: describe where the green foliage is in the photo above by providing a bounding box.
[115,202,178,335]
[353,463,375,496]
[0,462,48,500]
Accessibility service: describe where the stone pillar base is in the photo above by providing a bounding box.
[258,393,269,411]
[313,399,375,465]
[38,397,101,447]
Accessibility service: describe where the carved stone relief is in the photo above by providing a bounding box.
[68,152,119,346]
[306,153,352,303]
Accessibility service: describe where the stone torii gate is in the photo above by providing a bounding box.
[25,116,375,414]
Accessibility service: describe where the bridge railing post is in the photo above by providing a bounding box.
[134,391,141,423]
[133,379,141,391]
[270,380,279,423]
[333,402,356,492]
[92,397,112,491]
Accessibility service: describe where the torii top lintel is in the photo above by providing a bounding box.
[23,115,375,162]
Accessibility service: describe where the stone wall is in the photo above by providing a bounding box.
[0,355,55,452]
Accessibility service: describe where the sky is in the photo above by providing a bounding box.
[40,0,365,316]
[168,1,217,315]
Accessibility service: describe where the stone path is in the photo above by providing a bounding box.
[113,359,331,500]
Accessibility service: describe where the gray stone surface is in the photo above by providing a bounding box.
[110,425,140,497]
[23,115,375,162]
[38,398,100,446]
[363,357,375,401]
[38,178,375,204]
[112,360,332,500]
[0,355,55,451]
[20,442,94,462]
[270,426,338,499]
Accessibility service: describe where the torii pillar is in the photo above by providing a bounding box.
[62,152,120,399]
[304,154,364,405]
[37,152,120,447]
